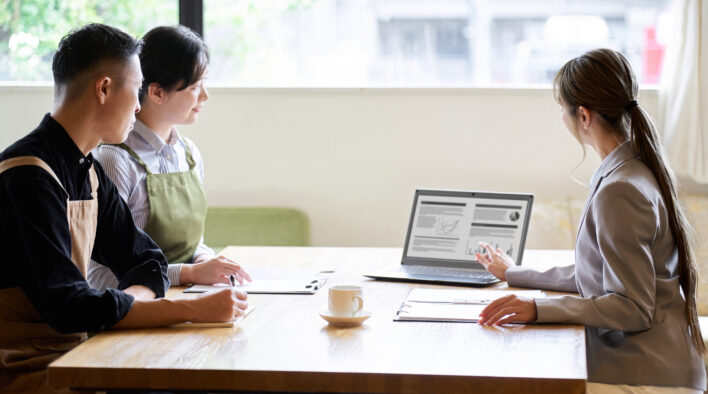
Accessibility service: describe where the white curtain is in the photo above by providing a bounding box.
[659,0,708,183]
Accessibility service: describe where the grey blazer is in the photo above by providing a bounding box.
[507,141,706,390]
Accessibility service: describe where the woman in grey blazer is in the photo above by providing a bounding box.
[475,49,706,393]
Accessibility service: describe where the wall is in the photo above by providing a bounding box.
[0,86,661,246]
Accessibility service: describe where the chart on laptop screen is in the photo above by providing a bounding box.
[405,195,529,264]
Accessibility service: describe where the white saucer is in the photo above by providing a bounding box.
[319,310,372,327]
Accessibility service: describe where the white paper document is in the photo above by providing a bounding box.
[184,278,325,294]
[395,288,546,323]
[405,288,545,304]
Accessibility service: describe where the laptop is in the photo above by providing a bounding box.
[364,189,534,286]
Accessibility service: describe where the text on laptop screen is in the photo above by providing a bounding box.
[405,195,529,265]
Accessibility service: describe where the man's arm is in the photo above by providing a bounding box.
[113,288,248,328]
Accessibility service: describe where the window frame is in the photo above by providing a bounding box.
[179,0,204,37]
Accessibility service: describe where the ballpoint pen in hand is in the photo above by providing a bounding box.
[229,274,236,288]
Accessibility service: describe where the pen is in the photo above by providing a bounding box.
[229,274,236,287]
[452,299,491,305]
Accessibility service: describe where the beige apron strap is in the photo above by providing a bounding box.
[0,156,98,277]
[66,163,98,278]
[0,156,68,197]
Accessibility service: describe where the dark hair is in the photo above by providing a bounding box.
[52,23,142,85]
[139,25,209,102]
[554,48,705,354]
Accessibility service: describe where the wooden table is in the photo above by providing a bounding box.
[49,247,586,393]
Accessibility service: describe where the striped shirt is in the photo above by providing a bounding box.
[88,120,214,288]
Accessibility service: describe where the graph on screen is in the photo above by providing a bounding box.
[436,218,460,236]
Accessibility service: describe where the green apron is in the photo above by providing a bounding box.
[117,140,207,264]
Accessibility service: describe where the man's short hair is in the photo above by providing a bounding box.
[139,25,209,102]
[52,23,142,86]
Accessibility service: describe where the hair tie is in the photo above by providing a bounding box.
[625,100,638,112]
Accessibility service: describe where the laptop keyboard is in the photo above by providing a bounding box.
[400,265,496,280]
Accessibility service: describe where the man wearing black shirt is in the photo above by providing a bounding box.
[0,24,247,393]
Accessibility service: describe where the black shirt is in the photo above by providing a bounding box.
[0,114,169,333]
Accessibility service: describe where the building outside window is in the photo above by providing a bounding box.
[203,0,673,86]
[1,0,673,86]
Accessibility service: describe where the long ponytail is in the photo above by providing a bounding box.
[627,104,704,354]
[554,48,704,354]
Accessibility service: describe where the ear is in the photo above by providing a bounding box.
[147,83,167,104]
[95,76,112,105]
[576,106,592,130]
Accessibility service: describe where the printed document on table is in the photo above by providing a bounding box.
[405,288,545,303]
[395,288,546,323]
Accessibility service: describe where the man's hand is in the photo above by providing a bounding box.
[186,288,249,322]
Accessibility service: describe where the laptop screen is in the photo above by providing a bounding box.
[402,189,533,269]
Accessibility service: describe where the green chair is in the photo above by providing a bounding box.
[204,207,310,252]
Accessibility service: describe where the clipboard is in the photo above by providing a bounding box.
[183,278,326,295]
[394,288,545,323]
[395,301,487,323]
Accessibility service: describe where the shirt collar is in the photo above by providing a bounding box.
[589,140,638,189]
[132,119,182,153]
[42,113,94,167]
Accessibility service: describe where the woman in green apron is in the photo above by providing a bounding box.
[89,25,251,289]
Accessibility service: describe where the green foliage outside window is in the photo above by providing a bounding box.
[204,0,318,83]
[0,0,177,81]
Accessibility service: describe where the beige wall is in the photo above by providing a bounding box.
[0,86,660,246]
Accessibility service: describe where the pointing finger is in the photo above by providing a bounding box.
[482,243,496,257]
[475,253,490,267]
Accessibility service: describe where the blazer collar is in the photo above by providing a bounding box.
[588,141,638,191]
[576,141,640,241]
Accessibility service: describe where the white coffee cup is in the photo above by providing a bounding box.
[328,285,364,317]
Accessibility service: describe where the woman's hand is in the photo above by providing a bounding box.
[181,255,252,285]
[474,241,515,281]
[478,295,537,326]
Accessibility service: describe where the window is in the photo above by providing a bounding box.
[1,0,673,86]
[0,0,177,82]
[204,0,673,86]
